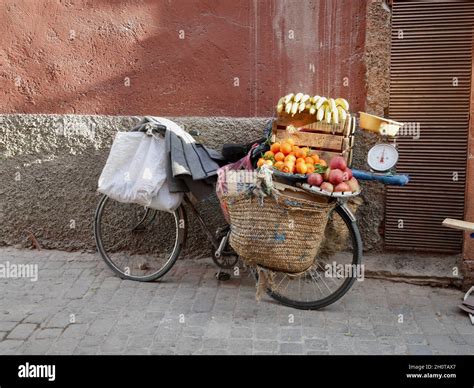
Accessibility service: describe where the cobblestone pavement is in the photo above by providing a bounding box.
[0,247,472,355]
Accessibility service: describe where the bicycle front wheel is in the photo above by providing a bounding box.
[94,195,186,282]
[263,202,362,310]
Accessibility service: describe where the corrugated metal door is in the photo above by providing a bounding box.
[385,0,474,252]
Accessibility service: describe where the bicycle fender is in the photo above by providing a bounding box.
[337,202,357,223]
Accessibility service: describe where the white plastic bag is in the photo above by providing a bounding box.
[98,132,167,207]
[148,181,183,212]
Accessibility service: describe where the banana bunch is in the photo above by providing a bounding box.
[276,93,349,124]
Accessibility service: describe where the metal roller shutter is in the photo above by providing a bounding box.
[385,0,474,252]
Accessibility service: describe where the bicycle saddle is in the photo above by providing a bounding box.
[222,137,266,163]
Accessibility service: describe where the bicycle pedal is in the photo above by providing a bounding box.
[215,272,231,281]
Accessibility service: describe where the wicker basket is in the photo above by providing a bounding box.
[226,191,335,273]
[319,197,363,258]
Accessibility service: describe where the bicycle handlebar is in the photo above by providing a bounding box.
[352,169,409,186]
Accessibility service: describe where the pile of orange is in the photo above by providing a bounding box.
[257,139,327,175]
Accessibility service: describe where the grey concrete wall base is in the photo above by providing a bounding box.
[0,114,384,256]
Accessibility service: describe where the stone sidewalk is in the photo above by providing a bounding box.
[0,247,472,355]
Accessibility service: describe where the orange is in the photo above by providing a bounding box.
[284,154,296,163]
[306,164,315,174]
[292,145,300,153]
[296,157,306,165]
[319,159,327,167]
[257,158,265,167]
[296,163,308,174]
[274,161,284,170]
[310,153,320,163]
[270,142,280,153]
[265,160,273,166]
[301,147,310,156]
[274,152,285,162]
[281,162,294,173]
[264,150,275,159]
[295,149,306,159]
[280,142,292,155]
[305,156,315,165]
[285,138,295,146]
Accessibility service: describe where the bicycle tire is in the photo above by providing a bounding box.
[94,195,186,282]
[264,203,362,310]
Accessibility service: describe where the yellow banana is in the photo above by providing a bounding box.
[291,101,299,115]
[309,105,317,115]
[284,93,294,104]
[298,101,306,113]
[337,106,347,121]
[329,98,337,113]
[325,106,332,124]
[335,98,349,111]
[285,102,292,114]
[315,97,327,110]
[316,106,325,121]
[301,94,311,104]
[294,92,304,103]
[332,109,339,124]
[277,103,284,113]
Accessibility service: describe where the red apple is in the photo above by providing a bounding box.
[347,177,360,192]
[342,168,353,181]
[307,173,323,187]
[329,169,344,185]
[329,156,347,171]
[335,182,351,192]
[320,182,334,193]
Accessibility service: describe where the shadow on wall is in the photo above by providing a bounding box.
[2,0,368,116]
[3,0,257,116]
[0,114,269,255]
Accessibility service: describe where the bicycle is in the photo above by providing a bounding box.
[94,165,363,311]
[94,115,409,310]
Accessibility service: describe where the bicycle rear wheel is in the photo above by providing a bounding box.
[263,202,362,310]
[94,195,186,281]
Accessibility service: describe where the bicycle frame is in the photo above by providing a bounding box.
[182,193,222,250]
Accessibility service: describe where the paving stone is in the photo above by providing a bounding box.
[0,247,472,356]
[373,324,400,337]
[280,327,303,342]
[6,323,37,340]
[0,321,19,331]
[18,339,53,355]
[203,337,228,349]
[304,338,329,351]
[0,340,24,354]
[228,338,253,355]
[255,325,279,340]
[407,344,433,355]
[279,342,304,354]
[34,328,62,339]
[230,326,253,339]
[253,340,278,353]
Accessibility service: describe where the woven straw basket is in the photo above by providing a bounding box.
[226,191,335,274]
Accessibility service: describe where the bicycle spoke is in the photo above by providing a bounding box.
[95,196,183,281]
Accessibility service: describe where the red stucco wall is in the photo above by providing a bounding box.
[0,0,367,116]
